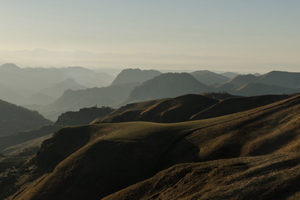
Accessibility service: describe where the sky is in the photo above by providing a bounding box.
[0,0,300,73]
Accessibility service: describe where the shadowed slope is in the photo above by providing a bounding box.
[0,125,63,151]
[99,94,291,123]
[105,95,300,199]
[41,82,139,113]
[191,94,292,120]
[104,153,300,200]
[55,106,114,126]
[4,94,300,200]
[9,121,214,200]
[0,99,53,136]
[99,94,219,123]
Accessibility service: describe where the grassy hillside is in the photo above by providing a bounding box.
[0,99,53,135]
[100,94,218,123]
[0,125,62,151]
[55,106,114,126]
[2,94,300,200]
[99,94,291,123]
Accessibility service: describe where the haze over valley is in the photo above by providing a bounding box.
[1,1,300,200]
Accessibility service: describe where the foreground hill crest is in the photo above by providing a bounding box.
[2,94,300,200]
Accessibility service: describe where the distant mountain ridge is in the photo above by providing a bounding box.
[190,70,229,85]
[227,70,300,88]
[0,63,115,105]
[110,68,161,85]
[38,78,87,99]
[125,73,214,103]
[214,70,300,96]
[38,82,140,121]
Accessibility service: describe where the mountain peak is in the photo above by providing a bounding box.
[0,63,21,71]
[111,68,161,85]
[62,78,78,85]
[126,72,214,103]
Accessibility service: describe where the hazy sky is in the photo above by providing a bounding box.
[0,0,300,72]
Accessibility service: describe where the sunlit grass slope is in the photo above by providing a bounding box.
[7,94,300,200]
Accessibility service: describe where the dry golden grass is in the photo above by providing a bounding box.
[3,94,300,200]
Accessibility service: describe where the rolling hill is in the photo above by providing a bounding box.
[99,93,291,123]
[100,94,219,123]
[1,94,300,199]
[0,99,53,136]
[55,106,114,126]
[0,125,62,153]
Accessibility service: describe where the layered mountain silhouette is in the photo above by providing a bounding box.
[99,93,291,123]
[2,65,300,200]
[220,71,238,79]
[190,70,230,85]
[0,63,21,71]
[233,82,299,96]
[0,83,24,105]
[0,99,53,136]
[110,68,161,85]
[2,94,300,200]
[38,78,87,99]
[55,106,114,126]
[25,93,56,105]
[125,73,214,103]
[226,70,300,88]
[216,82,300,96]
[0,105,115,158]
[214,71,300,96]
[0,63,115,105]
[39,82,139,120]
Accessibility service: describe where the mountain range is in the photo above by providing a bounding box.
[0,63,115,105]
[124,72,214,104]
[28,68,300,121]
